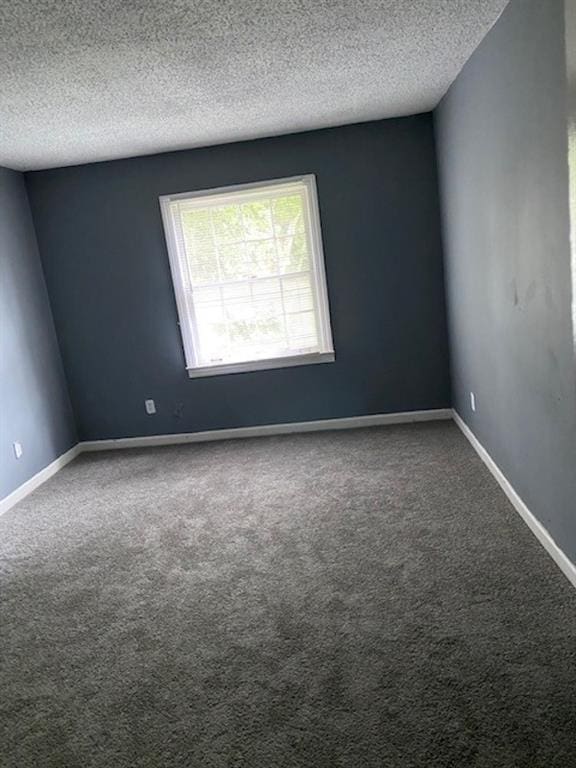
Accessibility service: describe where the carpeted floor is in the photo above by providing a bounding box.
[1,421,575,767]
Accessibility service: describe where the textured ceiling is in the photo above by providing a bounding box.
[0,0,509,171]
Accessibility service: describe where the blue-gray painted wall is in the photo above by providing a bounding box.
[435,0,576,562]
[26,116,450,441]
[0,167,77,499]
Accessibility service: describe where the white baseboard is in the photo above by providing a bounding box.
[0,410,450,515]
[453,410,576,590]
[80,409,452,452]
[0,444,81,518]
[8,408,573,595]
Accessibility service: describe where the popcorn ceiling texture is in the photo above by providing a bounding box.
[0,0,509,170]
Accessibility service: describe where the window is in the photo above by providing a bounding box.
[160,175,335,378]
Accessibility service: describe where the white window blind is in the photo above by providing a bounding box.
[160,175,334,377]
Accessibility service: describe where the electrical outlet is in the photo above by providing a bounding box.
[13,441,23,459]
[470,392,476,412]
[145,399,156,415]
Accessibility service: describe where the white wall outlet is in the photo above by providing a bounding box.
[145,399,157,415]
[13,441,23,459]
[470,392,476,412]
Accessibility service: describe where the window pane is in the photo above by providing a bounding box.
[282,273,314,314]
[218,242,248,280]
[272,194,305,237]
[245,239,278,277]
[162,177,333,372]
[241,201,273,240]
[277,232,309,274]
[181,209,219,284]
[193,286,228,363]
[212,205,243,244]
[223,279,286,360]
[286,311,318,350]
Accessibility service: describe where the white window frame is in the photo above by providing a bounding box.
[159,175,335,378]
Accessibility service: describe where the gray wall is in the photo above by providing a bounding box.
[435,0,576,562]
[0,167,77,499]
[26,116,450,441]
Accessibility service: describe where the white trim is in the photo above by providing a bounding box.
[81,409,452,451]
[159,175,316,204]
[0,410,450,517]
[302,174,334,355]
[4,410,574,595]
[159,174,334,377]
[0,444,81,518]
[453,410,576,590]
[187,350,334,378]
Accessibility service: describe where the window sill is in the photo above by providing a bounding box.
[187,351,335,379]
